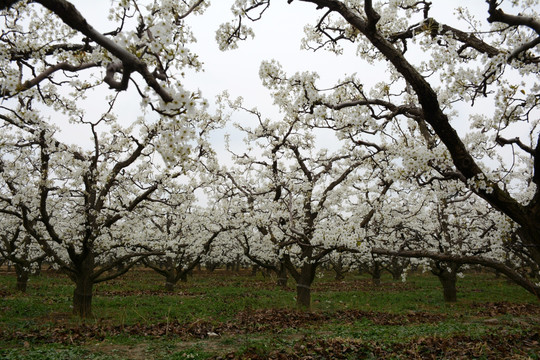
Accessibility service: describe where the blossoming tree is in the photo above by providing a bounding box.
[372,180,517,301]
[220,1,540,292]
[139,180,234,291]
[0,214,46,292]
[213,66,396,308]
[0,0,210,317]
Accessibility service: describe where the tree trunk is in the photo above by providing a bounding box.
[371,262,382,286]
[295,264,316,310]
[15,264,29,292]
[330,257,347,281]
[517,221,540,271]
[371,248,540,299]
[335,269,345,281]
[164,281,175,291]
[206,262,217,272]
[179,271,188,283]
[296,283,311,310]
[73,273,94,318]
[388,257,405,281]
[438,270,458,302]
[72,253,95,318]
[276,262,288,288]
[165,272,176,291]
[332,260,346,281]
[34,259,43,276]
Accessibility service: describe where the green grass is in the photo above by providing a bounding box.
[0,267,538,359]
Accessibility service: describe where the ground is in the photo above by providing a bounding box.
[0,267,538,359]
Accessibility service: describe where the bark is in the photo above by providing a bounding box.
[165,272,176,291]
[331,258,346,281]
[334,269,345,281]
[387,257,407,281]
[179,272,188,283]
[206,262,218,272]
[287,262,318,310]
[371,261,382,286]
[164,281,175,291]
[14,264,29,292]
[517,225,540,271]
[72,273,93,318]
[390,270,401,281]
[71,252,95,318]
[296,282,311,310]
[435,269,458,302]
[276,262,289,288]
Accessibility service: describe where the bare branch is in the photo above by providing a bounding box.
[19,61,98,92]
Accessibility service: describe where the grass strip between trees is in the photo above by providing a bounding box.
[0,267,539,359]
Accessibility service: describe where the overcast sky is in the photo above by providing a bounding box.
[68,1,491,119]
[68,1,368,152]
[64,1,518,160]
[178,1,493,156]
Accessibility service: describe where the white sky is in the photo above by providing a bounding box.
[182,1,379,158]
[52,1,530,165]
[177,1,492,159]
[64,1,367,152]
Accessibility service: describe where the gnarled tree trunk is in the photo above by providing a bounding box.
[431,262,461,303]
[289,262,317,310]
[331,258,346,281]
[165,271,176,291]
[387,256,408,281]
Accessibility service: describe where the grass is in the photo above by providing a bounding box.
[0,267,538,359]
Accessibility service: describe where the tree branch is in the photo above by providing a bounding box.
[30,0,173,102]
[495,135,535,155]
